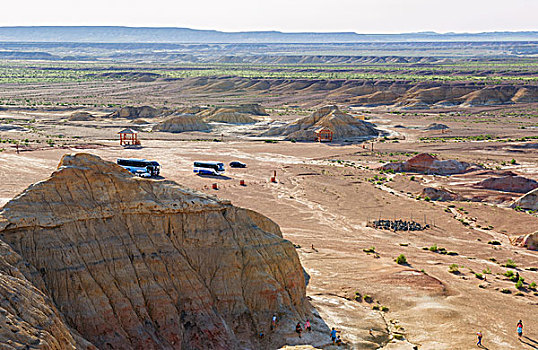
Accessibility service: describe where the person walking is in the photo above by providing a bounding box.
[330,328,340,344]
[271,314,277,330]
[295,322,302,338]
[517,320,523,339]
[477,331,483,347]
[304,319,311,332]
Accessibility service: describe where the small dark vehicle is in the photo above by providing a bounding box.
[229,161,247,168]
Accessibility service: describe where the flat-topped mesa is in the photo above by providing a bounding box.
[0,153,307,349]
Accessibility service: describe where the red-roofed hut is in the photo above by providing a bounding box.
[314,127,333,142]
[118,128,140,146]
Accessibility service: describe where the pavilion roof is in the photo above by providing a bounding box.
[118,128,138,134]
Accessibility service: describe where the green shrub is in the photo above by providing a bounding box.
[448,264,459,274]
[395,254,407,265]
[515,279,524,289]
[501,289,511,294]
[510,159,516,165]
[504,270,514,278]
[475,273,484,280]
[381,306,389,312]
[504,259,517,268]
[372,305,380,310]
[363,246,376,253]
[483,267,492,274]
[488,240,501,245]
[429,244,438,252]
[530,282,537,290]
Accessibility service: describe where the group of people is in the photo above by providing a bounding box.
[372,219,428,232]
[294,319,312,338]
[477,320,524,347]
[267,315,344,346]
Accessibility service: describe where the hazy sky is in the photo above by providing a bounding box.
[3,0,537,33]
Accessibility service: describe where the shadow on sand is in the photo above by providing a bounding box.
[196,173,232,180]
[521,336,538,349]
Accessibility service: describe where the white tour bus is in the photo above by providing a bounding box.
[117,158,161,177]
[193,161,225,176]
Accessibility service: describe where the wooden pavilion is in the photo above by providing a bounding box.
[314,127,333,142]
[118,128,141,146]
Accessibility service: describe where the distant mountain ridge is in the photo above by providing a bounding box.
[0,26,536,43]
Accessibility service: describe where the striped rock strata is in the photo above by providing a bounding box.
[0,153,307,349]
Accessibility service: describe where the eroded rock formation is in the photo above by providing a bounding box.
[512,187,538,210]
[475,175,538,193]
[0,153,307,349]
[421,186,463,201]
[110,106,164,119]
[68,111,96,121]
[152,114,210,133]
[261,105,378,141]
[512,231,538,250]
[381,153,478,175]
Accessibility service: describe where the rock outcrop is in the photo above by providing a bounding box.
[421,187,463,201]
[110,106,164,119]
[152,114,210,133]
[131,118,151,124]
[475,175,538,193]
[203,112,258,124]
[512,188,538,210]
[512,232,538,250]
[381,153,477,175]
[198,104,268,117]
[0,153,308,349]
[68,111,96,121]
[261,105,378,141]
[0,240,95,349]
[425,123,449,130]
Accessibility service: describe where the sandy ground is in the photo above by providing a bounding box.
[0,109,537,350]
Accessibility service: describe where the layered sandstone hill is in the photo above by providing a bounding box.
[203,112,258,124]
[172,77,538,108]
[197,104,268,118]
[475,175,538,193]
[512,188,538,210]
[0,240,95,349]
[262,105,378,141]
[152,114,210,133]
[0,153,308,349]
[110,106,164,119]
[381,153,478,175]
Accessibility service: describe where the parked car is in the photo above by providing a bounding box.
[229,161,247,168]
